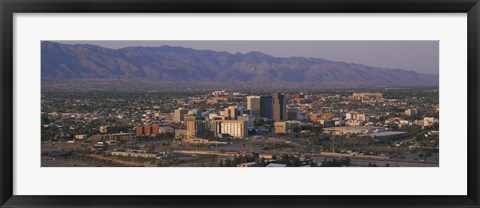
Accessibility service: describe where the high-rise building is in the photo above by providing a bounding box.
[224,106,239,120]
[238,114,255,129]
[173,108,188,123]
[272,93,286,121]
[247,96,261,117]
[184,115,204,133]
[260,96,273,119]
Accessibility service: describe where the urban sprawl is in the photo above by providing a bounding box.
[41,88,439,167]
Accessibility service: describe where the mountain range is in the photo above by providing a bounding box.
[41,41,438,86]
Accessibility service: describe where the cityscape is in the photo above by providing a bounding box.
[41,41,439,167]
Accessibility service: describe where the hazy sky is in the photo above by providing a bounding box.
[57,40,439,75]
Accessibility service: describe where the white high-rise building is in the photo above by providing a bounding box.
[173,108,188,123]
[247,96,261,117]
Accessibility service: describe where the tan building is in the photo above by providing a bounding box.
[247,96,261,117]
[184,116,204,133]
[423,117,436,127]
[174,130,196,140]
[173,108,188,123]
[75,134,88,140]
[99,126,108,133]
[274,121,300,134]
[272,93,286,121]
[224,106,239,120]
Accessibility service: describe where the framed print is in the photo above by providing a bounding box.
[1,0,479,207]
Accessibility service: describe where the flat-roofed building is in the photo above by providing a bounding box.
[274,121,300,134]
[173,108,188,123]
[423,117,436,127]
[158,126,175,133]
[260,96,273,119]
[272,93,286,121]
[247,96,261,117]
[224,106,239,120]
[108,133,135,141]
[219,120,248,139]
[238,114,255,129]
[184,115,204,133]
[174,130,196,140]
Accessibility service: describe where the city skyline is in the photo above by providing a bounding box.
[41,41,439,167]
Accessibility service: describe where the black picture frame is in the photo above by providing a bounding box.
[1,0,479,207]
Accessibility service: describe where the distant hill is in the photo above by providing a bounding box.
[41,41,438,86]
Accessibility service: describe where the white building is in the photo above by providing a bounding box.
[219,120,248,139]
[173,108,188,123]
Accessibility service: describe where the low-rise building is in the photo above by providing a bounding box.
[174,130,196,140]
[75,134,87,140]
[274,121,300,134]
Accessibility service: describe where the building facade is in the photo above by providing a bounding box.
[247,96,261,117]
[173,108,188,123]
[218,120,248,139]
[260,96,273,119]
[272,93,286,121]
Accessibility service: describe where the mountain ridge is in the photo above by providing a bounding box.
[41,41,438,86]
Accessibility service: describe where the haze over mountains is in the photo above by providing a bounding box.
[41,41,438,87]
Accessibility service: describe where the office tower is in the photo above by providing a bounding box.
[184,115,204,133]
[224,106,239,120]
[260,96,273,119]
[272,93,286,121]
[247,96,261,117]
[237,114,255,129]
[173,108,188,123]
